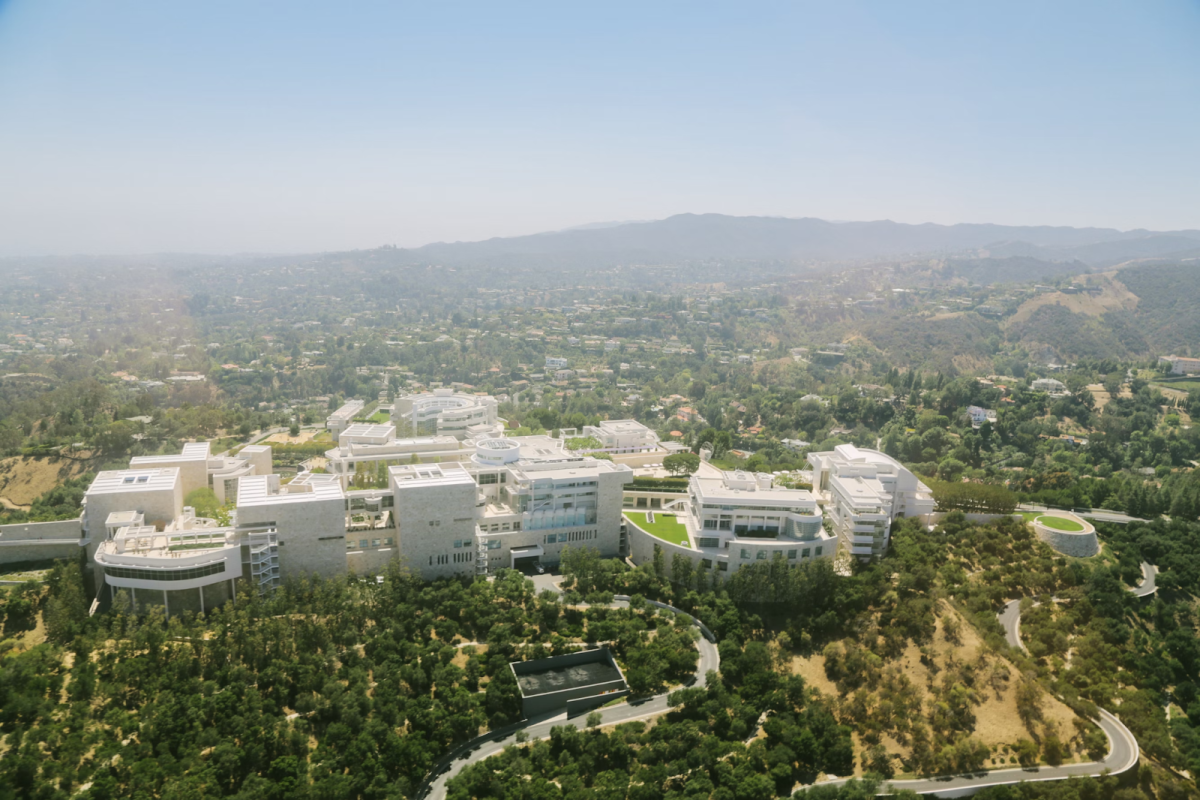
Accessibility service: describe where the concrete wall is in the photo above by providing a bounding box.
[0,518,82,566]
[512,648,627,718]
[622,490,688,511]
[925,512,1023,525]
[1034,515,1099,558]
[610,450,672,468]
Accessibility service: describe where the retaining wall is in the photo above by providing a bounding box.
[1033,514,1099,558]
[0,518,84,566]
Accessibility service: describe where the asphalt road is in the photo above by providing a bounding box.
[1017,503,1149,526]
[999,599,1024,652]
[1131,562,1158,598]
[419,597,719,800]
[861,708,1139,797]
[422,570,1147,799]
[1000,560,1157,654]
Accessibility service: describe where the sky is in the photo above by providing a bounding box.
[0,1,1198,256]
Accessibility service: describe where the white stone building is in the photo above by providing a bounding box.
[327,399,366,442]
[392,388,503,439]
[807,444,935,560]
[624,468,835,577]
[966,405,997,428]
[130,441,273,504]
[1031,378,1069,396]
[581,419,660,453]
[1159,355,1200,375]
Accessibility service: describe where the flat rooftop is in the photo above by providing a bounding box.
[389,463,475,488]
[595,419,653,434]
[516,660,623,698]
[87,468,180,495]
[691,473,817,508]
[340,423,395,438]
[129,441,211,465]
[237,474,344,506]
[511,457,630,481]
[831,473,888,503]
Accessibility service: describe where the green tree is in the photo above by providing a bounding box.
[663,452,701,476]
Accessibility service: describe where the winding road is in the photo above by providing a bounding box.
[419,570,1149,799]
[418,595,719,800]
[846,707,1138,798]
[1000,561,1158,652]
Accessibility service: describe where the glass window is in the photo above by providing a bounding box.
[740,548,750,559]
[802,548,810,558]
[756,550,767,560]
[718,562,728,572]
[701,559,712,569]
[787,550,797,559]
[815,546,823,556]
[359,539,368,548]
[384,538,393,546]
[372,538,380,547]
[703,519,717,530]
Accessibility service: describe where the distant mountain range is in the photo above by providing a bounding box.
[402,213,1200,270]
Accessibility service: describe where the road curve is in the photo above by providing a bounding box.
[859,707,1139,797]
[422,580,1145,800]
[1002,561,1158,655]
[999,599,1024,652]
[418,596,718,800]
[1131,562,1158,598]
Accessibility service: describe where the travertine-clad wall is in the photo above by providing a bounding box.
[395,480,479,580]
[83,484,182,562]
[129,456,208,498]
[0,519,82,566]
[594,471,630,556]
[1034,515,1099,558]
[346,543,398,575]
[237,496,347,579]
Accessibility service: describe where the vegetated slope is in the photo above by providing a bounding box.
[985,234,1200,268]
[1005,272,1139,327]
[1006,304,1150,362]
[939,256,1090,286]
[854,313,1000,373]
[0,455,94,509]
[791,604,1081,774]
[1117,262,1200,354]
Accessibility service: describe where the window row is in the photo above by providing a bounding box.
[105,561,227,582]
[347,537,395,550]
[737,546,823,560]
[543,529,597,544]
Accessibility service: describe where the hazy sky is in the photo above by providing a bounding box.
[1,1,1198,255]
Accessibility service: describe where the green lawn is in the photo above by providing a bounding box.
[625,511,690,547]
[1037,514,1085,532]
